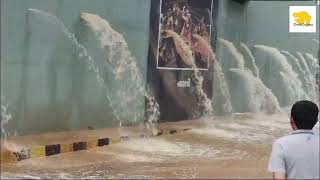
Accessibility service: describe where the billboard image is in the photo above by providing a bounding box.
[156,0,214,70]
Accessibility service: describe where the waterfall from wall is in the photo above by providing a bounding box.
[238,43,259,77]
[26,9,161,136]
[1,97,12,141]
[80,13,160,136]
[252,45,307,107]
[215,39,319,114]
[228,68,280,113]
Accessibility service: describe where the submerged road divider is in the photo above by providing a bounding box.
[1,128,191,164]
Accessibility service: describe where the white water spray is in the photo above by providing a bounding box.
[296,52,317,99]
[192,35,231,115]
[303,53,318,75]
[1,99,12,142]
[212,60,233,115]
[217,38,245,74]
[80,13,160,136]
[281,51,310,97]
[27,9,126,131]
[252,45,306,106]
[238,43,259,77]
[228,68,280,113]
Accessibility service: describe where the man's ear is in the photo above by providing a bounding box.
[290,117,297,130]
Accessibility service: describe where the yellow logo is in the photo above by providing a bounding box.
[292,11,312,26]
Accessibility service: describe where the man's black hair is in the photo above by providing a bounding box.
[291,100,319,130]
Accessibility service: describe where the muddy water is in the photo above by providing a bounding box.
[2,113,317,179]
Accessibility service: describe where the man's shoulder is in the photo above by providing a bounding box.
[274,135,292,145]
[274,134,301,147]
[274,131,319,147]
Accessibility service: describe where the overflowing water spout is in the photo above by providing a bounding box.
[80,13,161,136]
[1,98,12,142]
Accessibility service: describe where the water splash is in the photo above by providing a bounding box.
[228,68,280,113]
[191,34,231,115]
[191,71,213,117]
[0,97,26,152]
[281,51,310,95]
[303,53,318,75]
[28,9,106,92]
[212,60,233,115]
[296,52,312,78]
[252,45,306,106]
[238,43,259,77]
[303,53,319,100]
[213,39,318,114]
[80,13,160,136]
[296,52,317,99]
[27,9,123,130]
[145,95,160,136]
[216,38,245,75]
[1,97,12,142]
[215,40,282,114]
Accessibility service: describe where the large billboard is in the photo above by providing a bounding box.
[147,0,219,121]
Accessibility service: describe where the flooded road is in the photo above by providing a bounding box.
[1,113,317,179]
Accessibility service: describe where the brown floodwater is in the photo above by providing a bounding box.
[1,112,317,179]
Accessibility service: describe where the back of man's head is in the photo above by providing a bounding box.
[291,100,319,130]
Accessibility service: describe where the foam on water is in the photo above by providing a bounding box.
[119,138,182,154]
[115,138,222,161]
[1,173,41,180]
[191,113,291,143]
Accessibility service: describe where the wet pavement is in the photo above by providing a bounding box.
[2,113,316,179]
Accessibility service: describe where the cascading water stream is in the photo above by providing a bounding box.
[168,32,214,117]
[0,97,25,152]
[238,43,259,77]
[215,39,281,114]
[214,39,318,114]
[153,29,214,117]
[1,98,12,143]
[27,9,161,136]
[252,45,306,106]
[281,51,311,97]
[212,60,233,115]
[80,13,160,136]
[216,38,245,82]
[296,52,317,99]
[191,34,232,116]
[228,68,280,113]
[27,9,123,125]
[303,53,318,75]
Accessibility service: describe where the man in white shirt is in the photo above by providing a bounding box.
[268,100,319,179]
